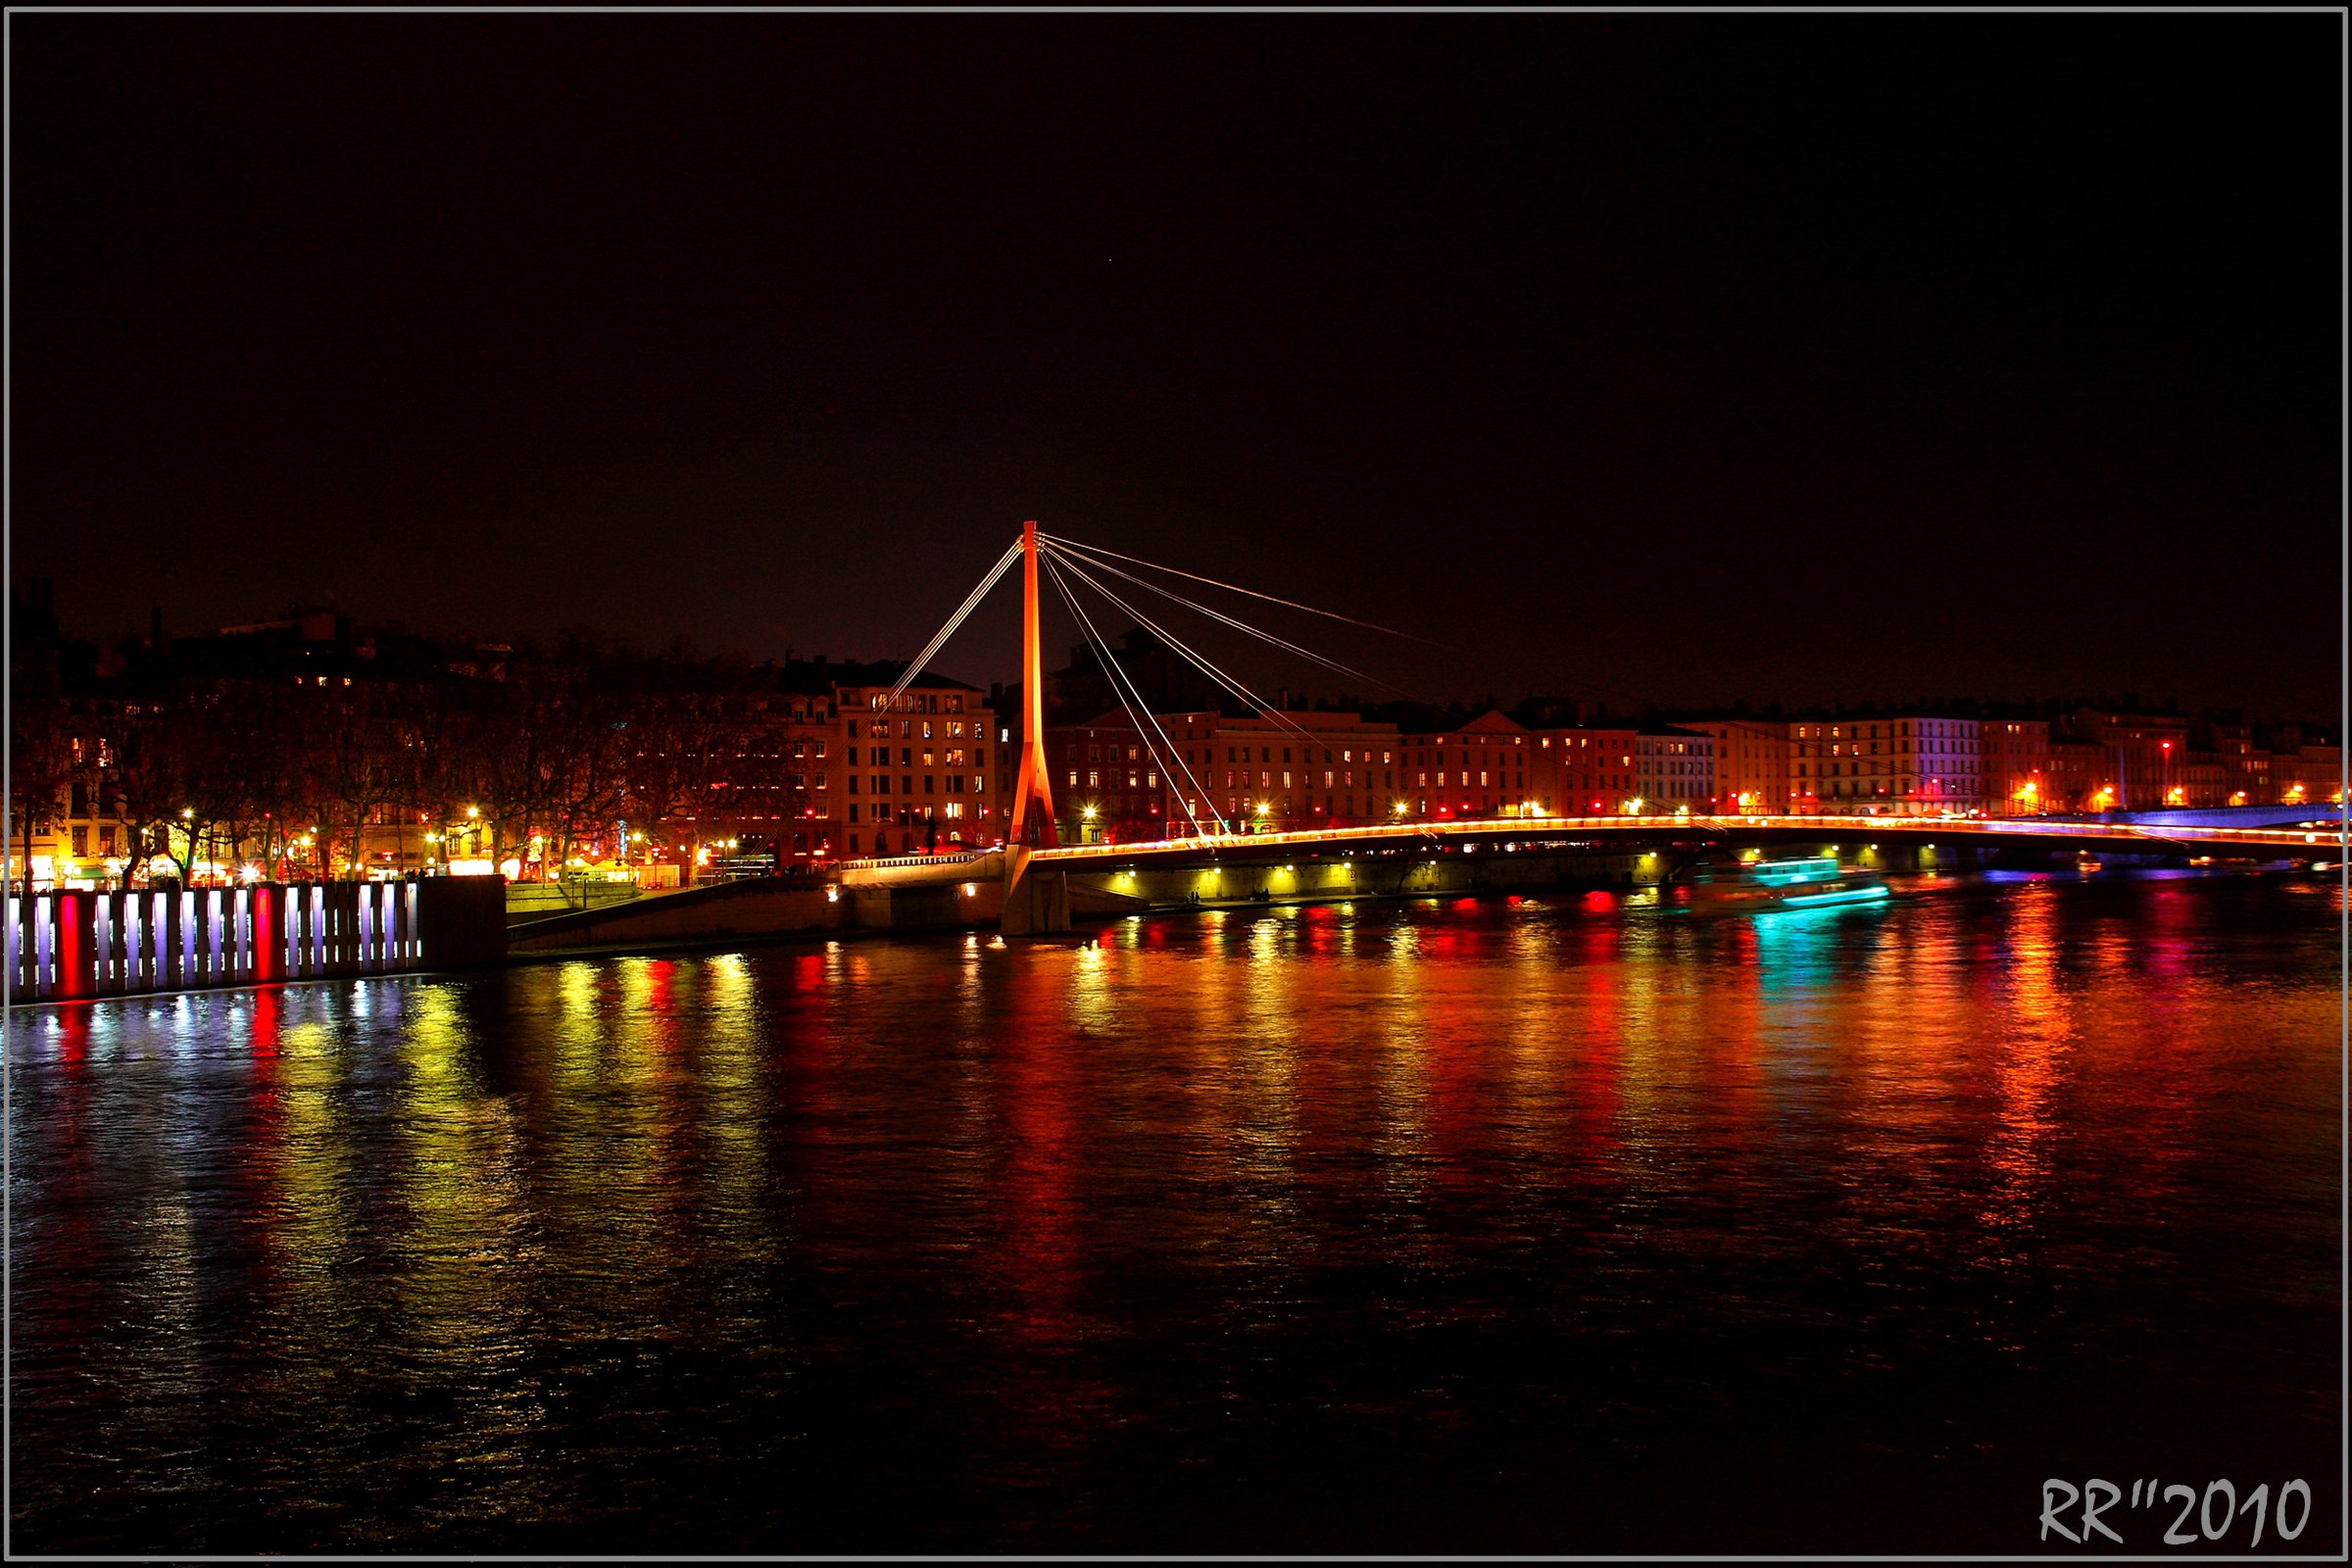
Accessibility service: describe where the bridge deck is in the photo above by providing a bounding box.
[1024,812,2346,864]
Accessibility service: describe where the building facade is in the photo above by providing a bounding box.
[1981,718,2053,816]
[1396,710,1538,820]
[1051,708,1405,841]
[1788,714,1984,815]
[1392,710,1655,819]
[1635,725,1717,813]
[1680,719,1788,814]
[2269,728,2346,808]
[2059,709,2194,813]
[834,669,1000,859]
[1528,723,1641,815]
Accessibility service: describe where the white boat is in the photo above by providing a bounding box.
[1688,854,1891,913]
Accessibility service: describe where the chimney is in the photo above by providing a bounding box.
[149,604,165,646]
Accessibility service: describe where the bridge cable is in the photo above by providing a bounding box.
[1043,536,1412,698]
[1045,528,1667,713]
[1042,546,1338,757]
[885,537,1024,708]
[1044,554,1224,843]
[1036,530,1445,648]
[1046,555,1394,834]
[1049,552,1232,846]
[1042,556,1222,843]
[1045,547,1341,759]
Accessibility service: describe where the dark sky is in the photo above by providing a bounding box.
[13,14,2341,718]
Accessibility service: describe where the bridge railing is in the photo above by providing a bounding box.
[1028,811,2346,861]
[833,850,992,873]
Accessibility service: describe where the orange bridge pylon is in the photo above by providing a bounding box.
[1005,519,1059,849]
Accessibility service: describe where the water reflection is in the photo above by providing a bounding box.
[9,872,2340,1555]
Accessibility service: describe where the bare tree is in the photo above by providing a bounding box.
[7,689,75,893]
[625,678,731,879]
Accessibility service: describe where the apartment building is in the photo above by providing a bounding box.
[834,667,1000,858]
[1635,724,1717,813]
[1528,723,1641,815]
[1396,710,1538,820]
[1679,719,1788,814]
[1053,708,1405,841]
[1789,713,1984,815]
[1981,718,2053,816]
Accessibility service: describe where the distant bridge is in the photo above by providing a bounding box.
[2041,803,2347,832]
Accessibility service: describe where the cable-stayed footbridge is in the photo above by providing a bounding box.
[841,522,2345,934]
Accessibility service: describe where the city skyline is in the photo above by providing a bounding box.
[19,568,2342,731]
[16,564,2336,898]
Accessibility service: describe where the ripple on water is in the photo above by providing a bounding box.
[8,871,2341,1554]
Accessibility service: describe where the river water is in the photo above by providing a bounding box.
[8,869,2341,1554]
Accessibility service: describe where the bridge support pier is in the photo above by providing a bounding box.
[1001,848,1070,937]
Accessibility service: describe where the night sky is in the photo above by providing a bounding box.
[13,15,2340,718]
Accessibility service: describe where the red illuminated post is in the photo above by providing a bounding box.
[1006,521,1059,848]
[56,891,91,1001]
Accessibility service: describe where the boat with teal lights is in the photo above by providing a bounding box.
[1686,854,1891,913]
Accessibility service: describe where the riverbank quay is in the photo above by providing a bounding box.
[6,874,507,1004]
